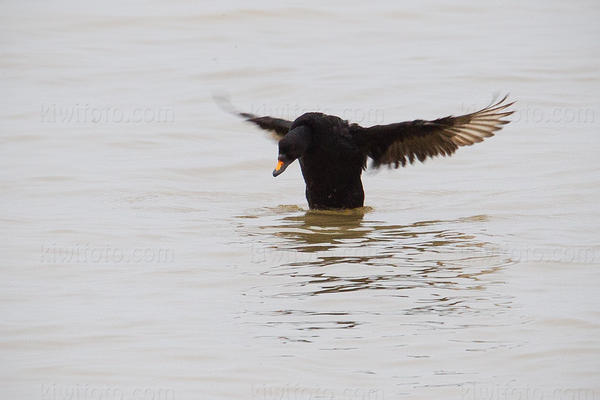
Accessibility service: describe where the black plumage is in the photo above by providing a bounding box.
[218,95,514,210]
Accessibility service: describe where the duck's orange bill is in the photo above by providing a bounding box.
[275,160,284,171]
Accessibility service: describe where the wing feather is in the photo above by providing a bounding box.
[357,95,515,168]
[214,95,292,139]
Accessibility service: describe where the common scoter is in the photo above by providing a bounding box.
[218,95,514,210]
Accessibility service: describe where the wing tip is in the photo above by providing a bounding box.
[213,92,255,120]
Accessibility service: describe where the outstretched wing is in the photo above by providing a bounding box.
[357,95,514,168]
[214,95,292,139]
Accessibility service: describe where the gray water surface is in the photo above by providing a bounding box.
[1,1,599,399]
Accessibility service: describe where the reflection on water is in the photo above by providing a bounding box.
[235,207,514,340]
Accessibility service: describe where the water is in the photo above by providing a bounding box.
[1,1,600,399]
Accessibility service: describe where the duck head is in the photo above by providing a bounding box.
[273,125,311,177]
